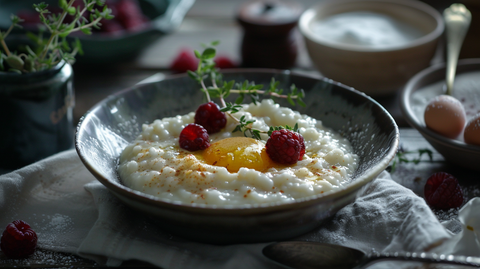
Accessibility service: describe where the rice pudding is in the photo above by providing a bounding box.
[118,99,358,207]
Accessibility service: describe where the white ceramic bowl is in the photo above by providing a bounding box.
[400,59,480,171]
[299,0,444,96]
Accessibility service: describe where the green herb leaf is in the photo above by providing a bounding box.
[389,148,436,173]
[61,38,70,51]
[33,3,49,12]
[194,50,201,59]
[187,70,198,80]
[5,55,24,70]
[286,95,295,106]
[235,94,244,104]
[80,27,92,35]
[202,48,216,59]
[59,0,68,9]
[186,43,306,140]
[67,6,76,15]
[220,103,242,113]
[58,23,75,37]
[10,15,24,26]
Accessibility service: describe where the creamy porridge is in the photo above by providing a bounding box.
[118,99,358,207]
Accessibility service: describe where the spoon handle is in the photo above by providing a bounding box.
[359,252,480,268]
[443,3,471,96]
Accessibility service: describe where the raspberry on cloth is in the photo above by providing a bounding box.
[1,220,37,259]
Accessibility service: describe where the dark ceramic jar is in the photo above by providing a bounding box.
[237,0,303,69]
[0,61,74,171]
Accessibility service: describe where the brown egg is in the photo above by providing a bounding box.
[464,114,480,146]
[424,95,466,139]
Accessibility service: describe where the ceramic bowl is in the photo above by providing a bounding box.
[75,69,399,244]
[400,58,480,171]
[299,0,444,96]
[0,0,194,63]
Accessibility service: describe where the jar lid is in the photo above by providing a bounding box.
[237,0,303,26]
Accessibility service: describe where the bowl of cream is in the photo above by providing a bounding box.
[299,0,444,96]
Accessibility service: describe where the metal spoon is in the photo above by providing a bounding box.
[443,3,471,96]
[263,241,480,269]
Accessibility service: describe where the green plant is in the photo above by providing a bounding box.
[389,147,439,173]
[189,42,305,139]
[0,0,114,73]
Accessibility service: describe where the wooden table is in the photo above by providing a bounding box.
[2,0,479,267]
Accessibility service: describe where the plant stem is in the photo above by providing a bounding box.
[40,32,56,61]
[0,23,17,56]
[227,113,239,123]
[3,24,14,40]
[77,1,97,20]
[40,0,75,60]
[0,39,11,56]
[58,0,76,28]
[230,89,299,99]
[210,78,228,107]
[201,77,238,124]
[68,17,103,33]
[200,80,211,102]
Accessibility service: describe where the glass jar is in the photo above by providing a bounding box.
[0,61,74,171]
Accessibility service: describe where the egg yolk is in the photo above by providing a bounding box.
[203,137,273,172]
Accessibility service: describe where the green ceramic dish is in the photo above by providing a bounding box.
[0,0,194,63]
[75,69,399,244]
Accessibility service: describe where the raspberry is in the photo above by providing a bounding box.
[99,19,124,34]
[424,172,463,209]
[1,220,37,259]
[194,102,227,134]
[170,49,199,73]
[115,0,148,31]
[214,56,237,69]
[298,135,305,160]
[266,129,305,164]
[179,124,210,151]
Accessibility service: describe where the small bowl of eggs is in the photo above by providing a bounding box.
[299,0,444,96]
[400,58,480,171]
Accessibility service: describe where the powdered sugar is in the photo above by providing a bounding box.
[30,213,74,249]
[0,248,97,268]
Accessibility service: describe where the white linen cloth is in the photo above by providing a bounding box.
[0,149,472,268]
[433,198,480,257]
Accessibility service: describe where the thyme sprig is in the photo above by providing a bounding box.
[0,0,114,73]
[389,148,436,173]
[188,42,305,139]
[232,115,261,139]
[231,116,300,140]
